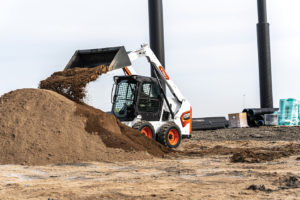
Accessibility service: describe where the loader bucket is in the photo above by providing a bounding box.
[64,46,131,71]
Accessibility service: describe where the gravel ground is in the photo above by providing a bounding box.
[1,126,300,199]
[191,126,300,141]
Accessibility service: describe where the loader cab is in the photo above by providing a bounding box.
[112,75,163,122]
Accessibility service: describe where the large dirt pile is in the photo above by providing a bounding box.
[39,66,108,103]
[0,89,169,165]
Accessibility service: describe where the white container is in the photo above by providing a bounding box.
[264,114,278,126]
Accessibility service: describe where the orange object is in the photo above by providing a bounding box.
[141,127,152,138]
[181,109,191,128]
[168,128,179,146]
[123,67,132,75]
[158,66,169,80]
[190,107,192,133]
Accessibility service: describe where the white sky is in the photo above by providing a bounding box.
[0,0,300,117]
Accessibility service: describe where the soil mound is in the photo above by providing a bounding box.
[0,89,169,165]
[231,150,280,163]
[247,185,273,193]
[39,66,108,103]
[278,175,300,189]
[231,144,300,163]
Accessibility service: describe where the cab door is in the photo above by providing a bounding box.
[137,81,163,121]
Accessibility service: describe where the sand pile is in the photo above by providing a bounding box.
[0,89,169,165]
[39,65,108,102]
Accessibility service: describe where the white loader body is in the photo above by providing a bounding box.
[122,45,192,138]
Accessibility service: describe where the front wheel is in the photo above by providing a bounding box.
[157,122,182,148]
[132,121,155,139]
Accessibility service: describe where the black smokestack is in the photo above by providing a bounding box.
[257,0,273,108]
[148,0,165,80]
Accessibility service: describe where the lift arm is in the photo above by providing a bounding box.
[127,44,185,103]
[64,44,185,104]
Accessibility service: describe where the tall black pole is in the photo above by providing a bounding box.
[257,0,273,108]
[148,0,166,89]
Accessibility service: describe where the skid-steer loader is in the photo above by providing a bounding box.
[65,44,192,148]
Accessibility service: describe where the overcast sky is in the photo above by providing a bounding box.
[1,0,300,117]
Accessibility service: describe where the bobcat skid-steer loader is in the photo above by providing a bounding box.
[65,44,192,148]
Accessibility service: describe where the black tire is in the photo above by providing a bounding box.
[132,121,156,139]
[157,122,182,148]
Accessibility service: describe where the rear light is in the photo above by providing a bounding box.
[180,107,192,133]
[181,110,190,127]
[190,107,192,133]
[183,113,190,120]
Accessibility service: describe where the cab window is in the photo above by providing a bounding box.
[138,82,161,113]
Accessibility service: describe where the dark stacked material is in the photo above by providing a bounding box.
[243,108,279,127]
[192,117,229,131]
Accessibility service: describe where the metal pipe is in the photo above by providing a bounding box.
[148,0,166,90]
[257,0,267,22]
[243,108,279,116]
[256,0,273,108]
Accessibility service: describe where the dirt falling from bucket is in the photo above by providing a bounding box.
[39,65,108,103]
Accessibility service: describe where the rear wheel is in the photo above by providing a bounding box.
[157,122,182,148]
[132,121,155,139]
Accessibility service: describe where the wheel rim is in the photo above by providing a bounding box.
[141,127,152,138]
[168,129,179,146]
